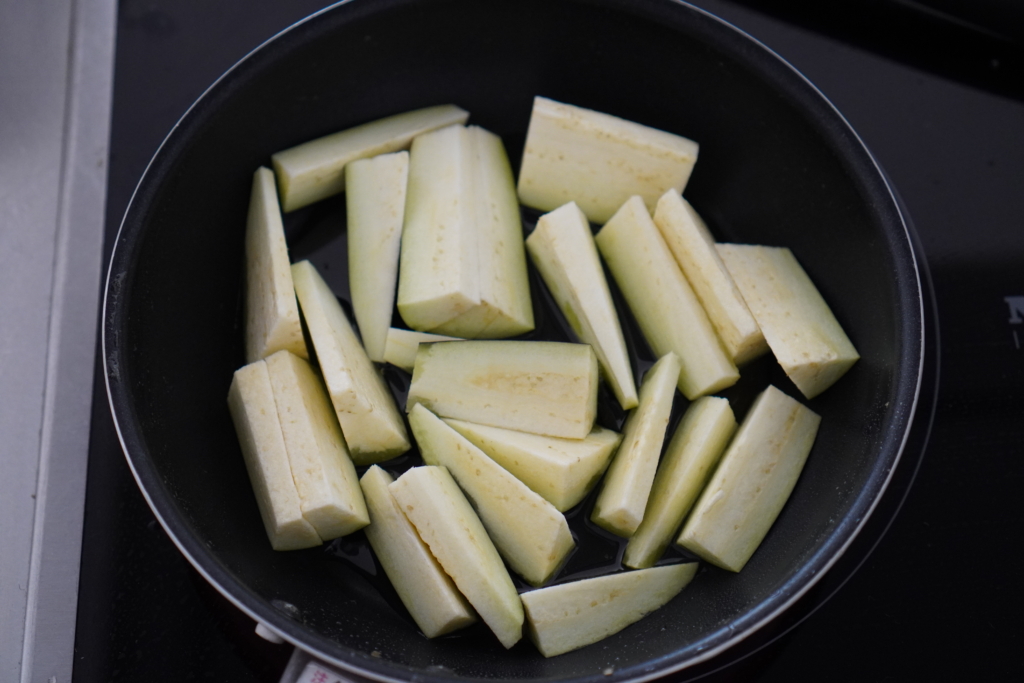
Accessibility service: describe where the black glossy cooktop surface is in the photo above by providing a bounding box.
[74,1,1023,680]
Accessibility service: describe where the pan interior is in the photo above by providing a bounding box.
[105,0,920,680]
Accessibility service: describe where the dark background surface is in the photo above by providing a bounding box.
[74,0,1023,680]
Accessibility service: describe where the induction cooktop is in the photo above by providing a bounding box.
[71,1,1023,680]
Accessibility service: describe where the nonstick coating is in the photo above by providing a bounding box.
[103,0,923,680]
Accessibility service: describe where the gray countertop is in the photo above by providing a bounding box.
[0,1,115,681]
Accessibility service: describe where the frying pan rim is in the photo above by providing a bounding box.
[101,0,924,680]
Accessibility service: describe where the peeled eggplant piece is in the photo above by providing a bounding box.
[526,201,638,410]
[381,327,460,372]
[244,166,307,363]
[520,563,698,657]
[389,466,524,649]
[676,385,820,572]
[271,104,468,212]
[443,418,621,512]
[717,243,860,399]
[227,360,321,551]
[430,125,533,338]
[517,96,699,224]
[591,352,680,538]
[409,405,574,586]
[623,395,736,569]
[360,466,477,638]
[595,196,738,399]
[397,125,533,337]
[407,340,599,440]
[346,151,409,363]
[291,260,410,462]
[652,191,767,366]
[396,124,477,330]
[265,350,368,540]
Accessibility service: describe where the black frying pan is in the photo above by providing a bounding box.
[102,0,924,680]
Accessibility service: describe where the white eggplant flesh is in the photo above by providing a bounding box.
[516,96,699,224]
[409,405,574,586]
[677,385,821,572]
[271,104,468,212]
[389,466,524,649]
[407,340,599,439]
[527,201,638,410]
[595,196,738,399]
[360,466,477,638]
[623,396,736,569]
[382,327,460,372]
[264,350,368,540]
[291,260,410,462]
[520,563,698,657]
[227,360,321,551]
[430,125,533,338]
[244,166,307,363]
[653,192,767,366]
[717,244,860,399]
[397,125,533,337]
[443,418,622,512]
[591,353,680,537]
[397,124,478,330]
[346,151,409,362]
